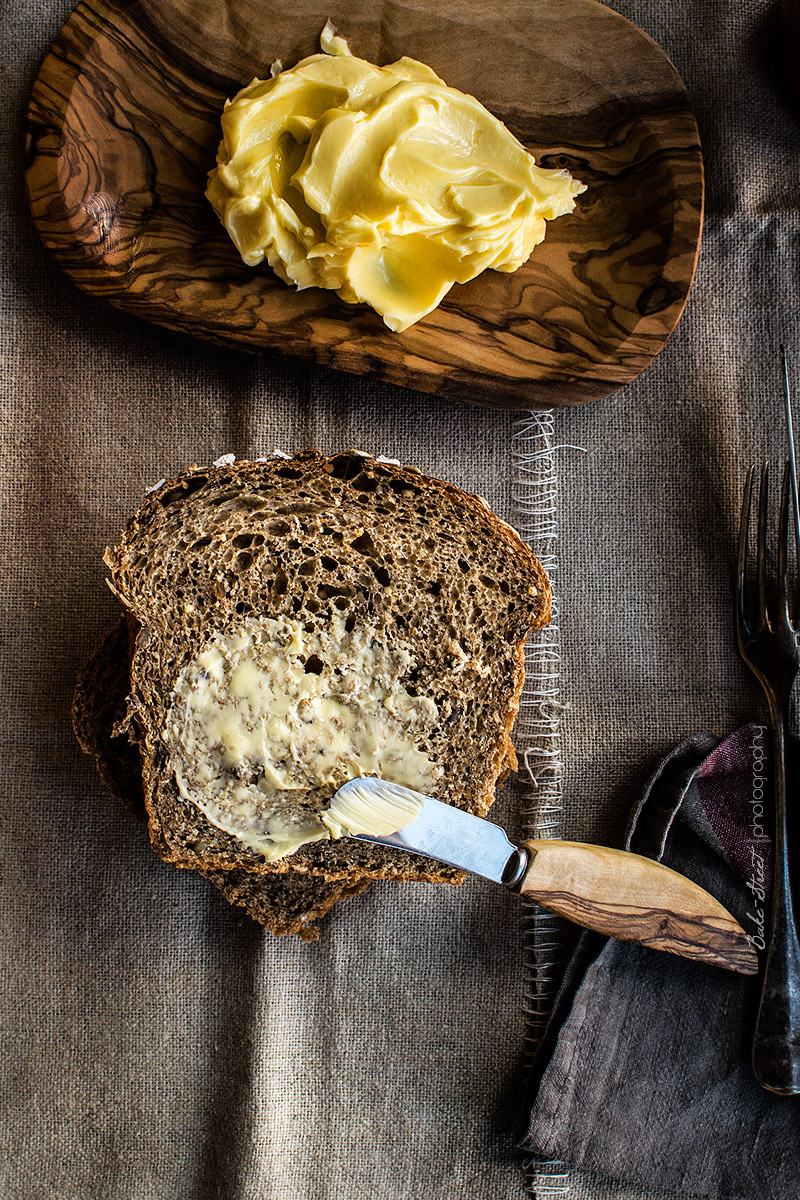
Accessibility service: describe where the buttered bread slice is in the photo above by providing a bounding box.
[104,451,550,885]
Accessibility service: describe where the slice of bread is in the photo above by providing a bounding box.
[73,618,148,821]
[72,617,370,940]
[102,450,550,887]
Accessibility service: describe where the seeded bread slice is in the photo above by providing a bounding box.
[104,450,550,883]
[72,617,370,940]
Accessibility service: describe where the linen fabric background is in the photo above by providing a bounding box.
[2,3,799,1200]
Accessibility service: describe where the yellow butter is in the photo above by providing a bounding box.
[164,615,441,861]
[322,779,425,840]
[206,24,586,331]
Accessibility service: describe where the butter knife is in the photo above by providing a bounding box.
[330,778,758,975]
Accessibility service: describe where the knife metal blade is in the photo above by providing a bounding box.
[339,780,521,883]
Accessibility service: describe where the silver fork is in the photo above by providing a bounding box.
[737,457,800,1094]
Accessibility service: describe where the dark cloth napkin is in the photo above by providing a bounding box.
[522,725,800,1200]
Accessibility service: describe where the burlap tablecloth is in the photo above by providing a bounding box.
[3,1,799,1198]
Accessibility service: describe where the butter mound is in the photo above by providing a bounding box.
[206,24,586,331]
[164,615,441,861]
[322,778,425,840]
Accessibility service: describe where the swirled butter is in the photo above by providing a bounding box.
[163,615,441,860]
[322,778,425,839]
[206,22,586,331]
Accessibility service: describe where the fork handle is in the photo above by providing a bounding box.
[752,712,800,1094]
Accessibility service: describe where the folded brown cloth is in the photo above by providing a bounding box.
[522,726,800,1200]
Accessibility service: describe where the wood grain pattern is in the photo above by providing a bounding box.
[25,0,704,409]
[520,840,759,975]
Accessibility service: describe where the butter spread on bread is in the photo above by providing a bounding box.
[206,23,585,331]
[165,615,440,860]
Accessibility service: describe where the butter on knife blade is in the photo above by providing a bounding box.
[329,778,759,975]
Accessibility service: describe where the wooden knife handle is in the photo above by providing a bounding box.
[516,840,759,975]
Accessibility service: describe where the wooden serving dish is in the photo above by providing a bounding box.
[25,0,703,409]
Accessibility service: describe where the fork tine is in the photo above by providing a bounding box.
[737,465,755,637]
[779,461,791,626]
[757,462,770,628]
[782,347,800,574]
